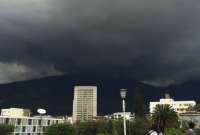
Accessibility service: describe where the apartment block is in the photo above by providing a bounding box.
[72,86,97,122]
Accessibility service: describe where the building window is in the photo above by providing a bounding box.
[17,119,21,125]
[28,119,32,125]
[22,126,26,132]
[38,120,42,125]
[43,127,46,132]
[33,126,36,132]
[47,120,50,125]
[180,108,184,111]
[5,118,9,124]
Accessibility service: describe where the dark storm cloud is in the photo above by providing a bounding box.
[0,0,200,85]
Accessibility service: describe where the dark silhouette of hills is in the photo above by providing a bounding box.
[166,80,200,102]
[0,74,199,116]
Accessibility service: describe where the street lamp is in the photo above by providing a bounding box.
[120,89,127,135]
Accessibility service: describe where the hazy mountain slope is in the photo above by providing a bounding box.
[0,74,199,116]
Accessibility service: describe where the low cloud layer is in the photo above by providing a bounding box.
[0,62,61,84]
[0,0,200,85]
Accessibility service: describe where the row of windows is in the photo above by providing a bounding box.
[76,98,95,100]
[0,117,64,135]
[15,133,42,135]
[177,108,187,111]
[0,118,61,126]
[179,104,191,106]
[14,125,47,133]
[76,114,93,116]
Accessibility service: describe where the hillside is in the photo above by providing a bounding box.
[0,74,199,116]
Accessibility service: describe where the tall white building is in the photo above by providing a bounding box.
[72,86,97,122]
[150,94,196,114]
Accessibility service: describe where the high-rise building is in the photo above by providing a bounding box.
[72,86,97,122]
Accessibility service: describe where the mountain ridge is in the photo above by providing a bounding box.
[0,75,199,116]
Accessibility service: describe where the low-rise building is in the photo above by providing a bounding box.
[150,94,196,114]
[65,116,73,124]
[0,108,65,135]
[105,112,134,120]
[113,112,134,120]
[0,115,65,135]
[179,113,200,128]
[1,108,31,117]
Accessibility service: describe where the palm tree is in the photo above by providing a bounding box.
[152,104,178,133]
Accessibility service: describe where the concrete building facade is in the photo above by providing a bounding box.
[113,112,134,120]
[1,108,31,117]
[179,113,200,128]
[150,94,196,114]
[0,115,64,135]
[72,86,97,122]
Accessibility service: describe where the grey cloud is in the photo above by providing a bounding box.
[0,0,200,85]
[0,62,61,83]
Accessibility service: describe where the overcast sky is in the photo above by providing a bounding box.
[0,0,200,86]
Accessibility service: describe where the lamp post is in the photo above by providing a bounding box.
[120,89,127,135]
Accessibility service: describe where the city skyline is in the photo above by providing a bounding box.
[0,75,200,116]
[1,1,200,135]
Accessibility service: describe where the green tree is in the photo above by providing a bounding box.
[133,87,145,119]
[131,87,151,135]
[112,120,123,135]
[74,122,97,135]
[192,104,200,112]
[130,118,151,135]
[46,123,74,135]
[0,124,14,135]
[96,120,113,135]
[152,104,178,133]
[96,133,109,135]
[195,128,200,135]
[165,128,184,135]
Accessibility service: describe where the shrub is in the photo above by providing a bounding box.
[0,124,14,135]
[46,123,74,135]
[74,122,97,135]
[165,128,184,135]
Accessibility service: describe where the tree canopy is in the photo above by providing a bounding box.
[133,87,145,118]
[0,124,14,135]
[152,104,178,132]
[46,123,74,135]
